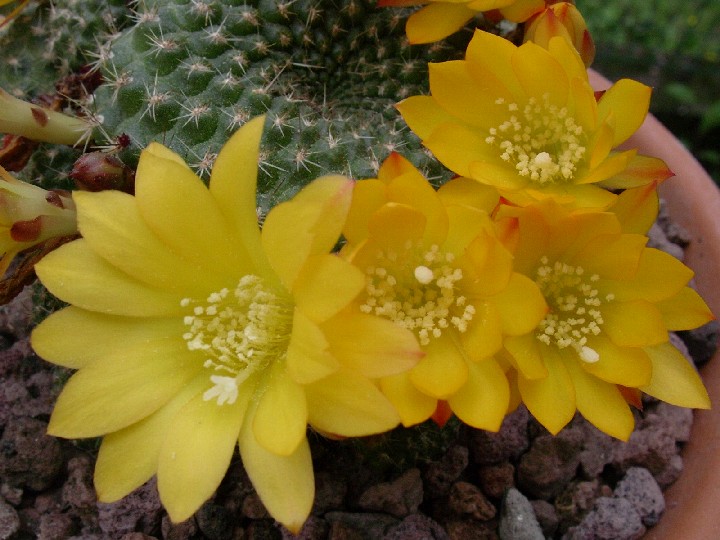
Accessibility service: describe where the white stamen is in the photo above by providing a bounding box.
[414,265,434,284]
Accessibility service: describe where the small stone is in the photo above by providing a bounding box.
[0,416,62,491]
[161,514,199,540]
[530,500,558,538]
[566,497,645,540]
[325,512,399,540]
[62,455,97,510]
[280,516,329,539]
[678,320,719,366]
[468,407,529,465]
[0,499,20,540]
[648,222,684,260]
[98,479,163,537]
[313,471,347,513]
[653,454,684,489]
[445,519,498,539]
[383,513,449,539]
[38,513,76,540]
[0,484,22,506]
[446,481,496,521]
[357,468,423,518]
[611,428,677,476]
[119,534,159,540]
[640,402,693,443]
[498,488,544,540]
[242,493,270,520]
[477,463,514,500]
[196,503,234,540]
[423,445,469,498]
[613,467,665,527]
[517,430,583,500]
[576,421,616,477]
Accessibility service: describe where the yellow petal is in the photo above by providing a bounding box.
[48,339,202,438]
[409,335,469,398]
[425,123,496,179]
[608,181,659,234]
[322,312,423,378]
[344,179,386,245]
[578,149,635,186]
[286,309,339,385]
[656,287,714,331]
[239,404,314,534]
[640,342,710,409]
[158,381,252,522]
[574,233,646,281]
[262,176,352,290]
[135,145,252,279]
[406,3,475,44]
[569,76,598,133]
[396,95,453,141]
[437,176,500,214]
[460,233,513,297]
[305,370,400,436]
[253,362,308,456]
[35,239,184,317]
[74,190,229,296]
[367,202,427,249]
[503,334,549,380]
[512,40,568,105]
[547,35,587,84]
[386,169,448,246]
[460,301,504,360]
[602,300,669,347]
[581,335,652,387]
[443,205,493,256]
[209,116,269,274]
[499,0,545,22]
[518,346,576,434]
[31,307,183,369]
[599,155,673,190]
[465,29,524,99]
[597,79,651,146]
[380,372,437,427]
[563,352,635,440]
[293,254,365,323]
[493,273,547,336]
[95,375,208,502]
[448,357,509,431]
[469,160,529,190]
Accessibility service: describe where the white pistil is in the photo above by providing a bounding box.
[485,94,587,185]
[361,244,474,346]
[181,275,293,406]
[535,256,613,364]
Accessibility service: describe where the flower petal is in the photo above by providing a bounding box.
[437,176,500,214]
[286,309,339,385]
[396,95,452,141]
[581,335,652,387]
[460,301,504,360]
[48,339,202,438]
[409,335,469,398]
[322,312,423,378]
[563,352,635,440]
[262,176,352,290]
[597,79,651,146]
[253,362,308,456]
[503,333,549,380]
[656,287,714,331]
[35,239,184,317]
[406,3,475,44]
[448,357,509,431]
[608,181,659,235]
[512,40,568,105]
[94,375,208,502]
[465,29,524,99]
[518,346,576,434]
[158,381,252,522]
[209,116,269,273]
[239,404,314,534]
[305,370,400,436]
[602,300,669,347]
[599,155,673,190]
[367,203,427,249]
[74,190,229,296]
[380,372,437,427]
[425,123,495,179]
[493,273,547,335]
[135,144,252,279]
[31,307,183,369]
[293,254,365,323]
[344,179,386,245]
[640,342,710,409]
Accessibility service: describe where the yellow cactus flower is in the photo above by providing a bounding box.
[524,2,595,67]
[0,166,77,276]
[342,153,547,431]
[31,117,423,533]
[496,199,712,440]
[379,0,545,44]
[397,31,673,208]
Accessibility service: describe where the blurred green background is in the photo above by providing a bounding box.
[578,0,720,184]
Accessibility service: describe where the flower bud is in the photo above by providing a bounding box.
[524,2,595,66]
[0,88,94,146]
[70,152,135,194]
[0,166,77,276]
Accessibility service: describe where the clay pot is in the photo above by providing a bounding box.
[591,72,720,538]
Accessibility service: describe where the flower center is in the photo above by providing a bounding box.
[181,275,293,405]
[484,95,587,185]
[534,257,615,363]
[360,243,475,346]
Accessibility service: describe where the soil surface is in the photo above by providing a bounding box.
[0,204,717,540]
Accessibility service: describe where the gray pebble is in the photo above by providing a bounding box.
[613,467,665,526]
[0,500,20,540]
[564,497,645,540]
[499,488,544,540]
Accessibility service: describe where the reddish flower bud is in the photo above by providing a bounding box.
[524,2,595,67]
[70,152,135,194]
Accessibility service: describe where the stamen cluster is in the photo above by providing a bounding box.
[181,275,293,404]
[359,243,475,346]
[534,256,612,363]
[485,95,587,184]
